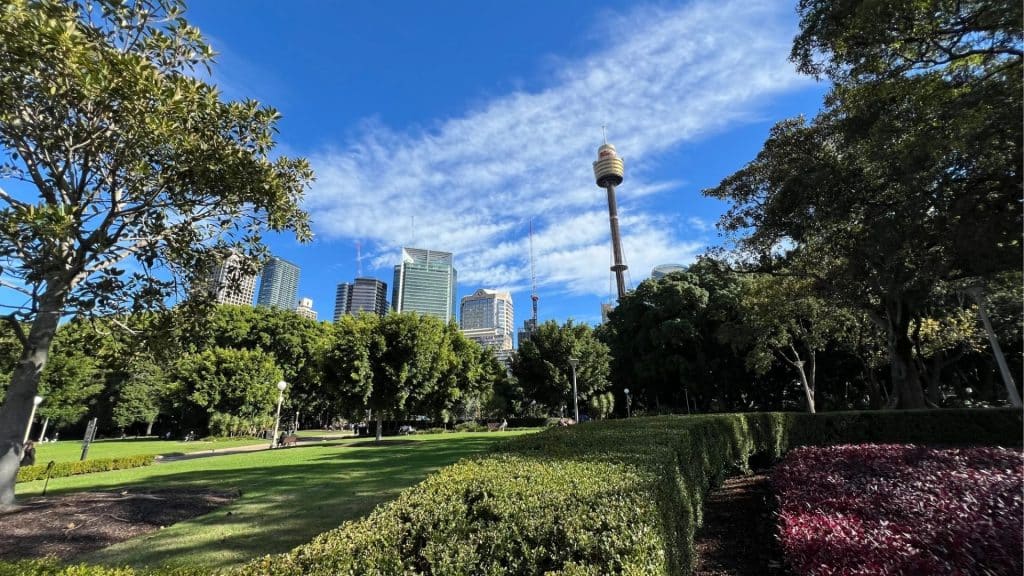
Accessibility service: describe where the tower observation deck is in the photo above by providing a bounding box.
[593,142,628,300]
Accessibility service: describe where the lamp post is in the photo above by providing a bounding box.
[623,388,631,418]
[24,395,43,443]
[568,357,579,423]
[270,381,287,449]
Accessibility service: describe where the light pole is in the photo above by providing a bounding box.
[270,381,287,449]
[623,388,631,418]
[24,395,43,443]
[568,357,579,423]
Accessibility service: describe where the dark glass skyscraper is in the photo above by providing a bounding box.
[333,278,388,321]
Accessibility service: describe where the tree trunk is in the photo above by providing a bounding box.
[795,362,816,414]
[37,417,49,443]
[889,330,926,409]
[879,300,927,409]
[0,290,65,507]
[375,411,383,443]
[145,418,155,436]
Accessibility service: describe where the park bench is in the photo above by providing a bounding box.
[281,435,299,447]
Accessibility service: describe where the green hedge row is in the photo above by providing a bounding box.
[16,454,155,483]
[3,409,1019,576]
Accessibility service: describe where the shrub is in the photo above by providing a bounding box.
[3,409,1019,575]
[773,444,1023,575]
[17,454,154,483]
[453,421,486,432]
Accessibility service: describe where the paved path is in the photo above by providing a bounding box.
[155,432,355,463]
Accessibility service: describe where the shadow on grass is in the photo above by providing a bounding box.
[56,435,499,570]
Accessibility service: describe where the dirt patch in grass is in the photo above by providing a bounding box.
[693,473,789,575]
[0,488,238,561]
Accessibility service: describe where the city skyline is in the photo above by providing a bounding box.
[181,0,828,324]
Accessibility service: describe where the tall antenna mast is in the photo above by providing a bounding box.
[529,219,538,324]
[355,240,363,278]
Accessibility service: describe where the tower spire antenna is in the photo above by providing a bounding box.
[355,240,363,278]
[529,219,538,324]
[602,123,608,145]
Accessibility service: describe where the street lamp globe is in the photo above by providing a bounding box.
[623,388,629,395]
[277,381,288,392]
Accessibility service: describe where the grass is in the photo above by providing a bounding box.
[17,430,534,570]
[32,437,270,464]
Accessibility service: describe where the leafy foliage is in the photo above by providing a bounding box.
[509,319,611,416]
[705,0,1021,408]
[170,347,283,429]
[773,444,1023,575]
[1,410,1021,575]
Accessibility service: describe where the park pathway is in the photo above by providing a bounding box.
[155,432,354,463]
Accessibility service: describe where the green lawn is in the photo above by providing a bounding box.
[32,437,269,464]
[17,431,533,570]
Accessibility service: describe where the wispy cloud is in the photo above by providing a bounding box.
[305,0,809,296]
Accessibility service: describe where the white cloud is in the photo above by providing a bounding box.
[304,0,810,296]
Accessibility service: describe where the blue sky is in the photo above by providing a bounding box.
[12,0,830,328]
[183,0,831,327]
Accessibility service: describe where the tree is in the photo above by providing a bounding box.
[599,260,754,413]
[112,358,168,435]
[510,320,610,416]
[37,348,103,432]
[729,274,856,413]
[0,0,311,504]
[325,313,448,442]
[705,0,1020,408]
[171,347,282,431]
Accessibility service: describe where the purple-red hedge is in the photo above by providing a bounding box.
[773,444,1023,576]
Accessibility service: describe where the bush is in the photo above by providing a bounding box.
[4,409,1019,575]
[453,421,486,432]
[774,444,1023,575]
[17,454,154,483]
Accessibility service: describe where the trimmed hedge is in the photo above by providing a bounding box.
[2,409,1019,576]
[16,454,155,483]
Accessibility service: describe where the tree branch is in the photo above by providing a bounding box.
[3,314,28,348]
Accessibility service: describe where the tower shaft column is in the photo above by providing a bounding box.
[605,183,628,300]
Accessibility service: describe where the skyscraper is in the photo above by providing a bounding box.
[391,247,457,321]
[257,257,300,310]
[333,278,388,321]
[204,252,258,306]
[295,297,317,321]
[460,289,514,363]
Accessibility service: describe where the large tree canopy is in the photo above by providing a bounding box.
[0,0,312,505]
[705,0,1021,409]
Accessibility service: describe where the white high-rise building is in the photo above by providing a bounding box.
[295,297,317,321]
[205,252,258,307]
[460,289,514,363]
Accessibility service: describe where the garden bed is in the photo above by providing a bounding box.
[772,444,1023,575]
[0,488,238,561]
